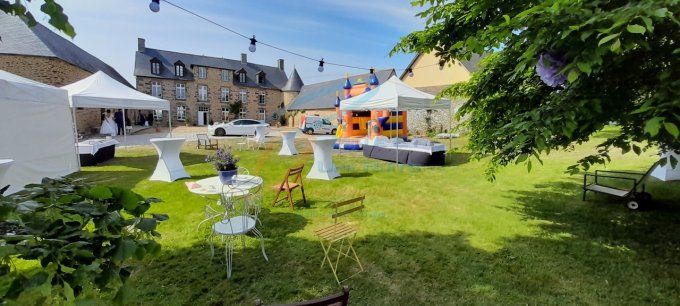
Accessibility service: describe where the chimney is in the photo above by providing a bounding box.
[277,59,284,71]
[241,53,247,64]
[137,38,146,52]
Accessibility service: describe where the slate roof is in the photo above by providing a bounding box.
[287,69,396,110]
[282,68,303,92]
[399,52,484,79]
[0,14,132,87]
[134,47,289,90]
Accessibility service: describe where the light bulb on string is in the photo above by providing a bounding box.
[407,68,414,77]
[149,0,160,12]
[249,35,257,52]
[318,58,325,72]
[438,61,445,70]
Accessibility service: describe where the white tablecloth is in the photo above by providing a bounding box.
[254,126,268,143]
[307,136,340,180]
[149,138,190,182]
[76,139,119,155]
[0,159,14,188]
[278,131,298,156]
[187,175,263,197]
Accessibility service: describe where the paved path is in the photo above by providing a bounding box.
[112,127,309,148]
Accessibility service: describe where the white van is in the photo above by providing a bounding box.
[300,115,337,135]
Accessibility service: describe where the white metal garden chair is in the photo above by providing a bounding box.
[198,169,268,279]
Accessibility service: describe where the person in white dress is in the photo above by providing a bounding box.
[100,110,117,136]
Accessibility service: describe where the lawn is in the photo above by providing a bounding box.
[74,130,680,305]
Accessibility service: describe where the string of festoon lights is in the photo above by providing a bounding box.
[148,0,444,77]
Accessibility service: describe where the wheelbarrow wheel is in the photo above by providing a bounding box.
[626,200,641,210]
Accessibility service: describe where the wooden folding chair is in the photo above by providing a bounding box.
[272,165,306,208]
[314,196,365,284]
[196,133,218,149]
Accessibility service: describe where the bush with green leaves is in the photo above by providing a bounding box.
[0,178,167,304]
[1,0,75,38]
[392,0,679,179]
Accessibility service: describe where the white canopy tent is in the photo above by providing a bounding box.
[0,70,79,194]
[339,75,453,164]
[61,71,172,144]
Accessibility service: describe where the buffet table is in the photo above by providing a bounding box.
[150,138,190,182]
[363,141,446,166]
[0,159,13,188]
[77,139,119,166]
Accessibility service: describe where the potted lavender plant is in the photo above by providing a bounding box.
[205,147,240,184]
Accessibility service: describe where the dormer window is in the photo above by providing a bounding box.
[235,68,247,83]
[150,58,161,75]
[256,71,266,85]
[174,61,185,77]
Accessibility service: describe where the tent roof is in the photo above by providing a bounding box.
[339,75,451,110]
[0,69,68,105]
[62,71,169,110]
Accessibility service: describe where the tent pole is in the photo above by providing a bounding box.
[396,107,399,167]
[168,108,173,138]
[122,108,127,148]
[71,107,81,170]
[449,105,452,150]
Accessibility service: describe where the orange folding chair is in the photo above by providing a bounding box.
[272,165,306,208]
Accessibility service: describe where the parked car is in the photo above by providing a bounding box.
[300,115,337,135]
[208,119,270,136]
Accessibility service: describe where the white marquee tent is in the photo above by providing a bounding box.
[62,71,171,142]
[0,70,79,194]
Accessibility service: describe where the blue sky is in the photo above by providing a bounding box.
[25,0,425,86]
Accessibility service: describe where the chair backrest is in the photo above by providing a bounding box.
[279,165,304,189]
[197,133,209,144]
[255,286,350,306]
[332,196,365,224]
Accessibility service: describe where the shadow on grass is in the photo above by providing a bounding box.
[445,152,472,166]
[128,223,680,305]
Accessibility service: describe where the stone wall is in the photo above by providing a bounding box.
[136,66,284,127]
[407,85,466,136]
[0,54,103,134]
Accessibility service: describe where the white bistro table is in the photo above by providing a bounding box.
[149,138,190,182]
[0,159,14,188]
[187,175,264,197]
[278,131,298,156]
[307,136,340,180]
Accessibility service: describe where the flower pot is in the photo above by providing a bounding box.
[218,169,238,185]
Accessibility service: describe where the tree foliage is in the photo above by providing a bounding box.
[0,178,167,304]
[393,0,680,178]
[0,0,75,38]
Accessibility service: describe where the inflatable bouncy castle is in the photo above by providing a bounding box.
[334,71,408,150]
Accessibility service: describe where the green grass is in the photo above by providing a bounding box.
[73,131,680,305]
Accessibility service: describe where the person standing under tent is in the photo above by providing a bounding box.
[114,109,124,135]
[100,110,117,136]
[147,112,154,127]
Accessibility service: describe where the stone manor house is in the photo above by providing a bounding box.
[134,38,303,127]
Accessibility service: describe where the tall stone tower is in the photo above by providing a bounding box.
[281,68,304,126]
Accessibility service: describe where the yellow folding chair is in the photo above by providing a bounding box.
[314,196,365,284]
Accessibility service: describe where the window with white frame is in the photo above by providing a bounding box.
[153,110,163,120]
[151,61,161,75]
[221,107,229,121]
[151,82,162,98]
[176,105,186,121]
[239,72,246,83]
[220,88,230,102]
[198,66,207,79]
[175,83,186,100]
[174,62,184,77]
[239,90,247,103]
[198,85,208,101]
[258,92,266,105]
[258,108,266,121]
[256,73,265,84]
[239,107,247,119]
[221,70,230,81]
